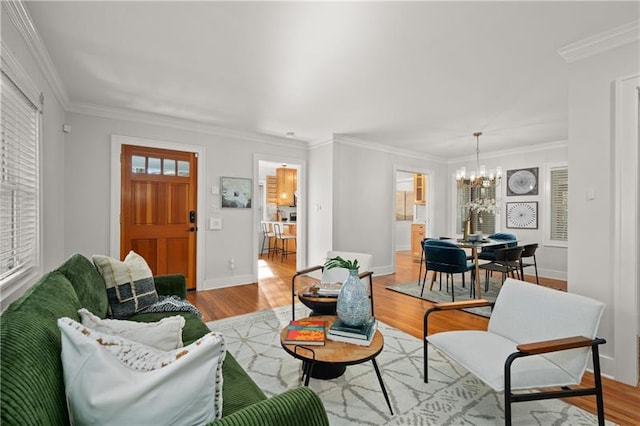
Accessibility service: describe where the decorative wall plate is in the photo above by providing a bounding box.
[506,167,538,196]
[506,202,538,229]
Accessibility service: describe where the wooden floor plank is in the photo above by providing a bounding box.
[188,251,640,425]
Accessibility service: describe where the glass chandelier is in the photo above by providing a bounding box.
[456,131,502,189]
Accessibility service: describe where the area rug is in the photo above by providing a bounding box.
[208,305,609,426]
[386,272,502,317]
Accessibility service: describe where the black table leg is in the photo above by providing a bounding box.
[371,358,393,415]
[303,360,314,386]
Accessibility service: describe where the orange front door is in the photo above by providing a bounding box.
[121,145,197,290]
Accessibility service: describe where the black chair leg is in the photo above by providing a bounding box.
[418,246,425,285]
[450,274,455,302]
[592,344,605,426]
[420,272,427,297]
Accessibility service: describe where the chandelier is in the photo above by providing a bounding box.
[456,131,502,189]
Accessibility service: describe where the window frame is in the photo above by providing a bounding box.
[544,161,568,248]
[0,43,43,294]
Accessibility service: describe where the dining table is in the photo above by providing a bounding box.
[449,238,517,299]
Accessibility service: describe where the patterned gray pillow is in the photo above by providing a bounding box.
[92,251,158,319]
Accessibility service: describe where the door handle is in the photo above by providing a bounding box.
[189,227,197,232]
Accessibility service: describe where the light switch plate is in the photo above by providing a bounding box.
[209,217,222,230]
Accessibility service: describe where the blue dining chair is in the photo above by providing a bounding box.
[477,233,517,261]
[419,239,459,287]
[421,240,475,301]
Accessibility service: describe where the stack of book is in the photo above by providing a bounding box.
[283,319,326,346]
[302,282,342,298]
[326,316,377,346]
[315,282,342,297]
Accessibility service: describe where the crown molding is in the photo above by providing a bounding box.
[308,136,334,150]
[447,139,568,164]
[558,20,640,63]
[66,101,309,149]
[2,0,69,107]
[333,134,446,163]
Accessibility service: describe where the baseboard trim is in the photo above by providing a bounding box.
[372,265,394,277]
[201,274,255,291]
[537,268,567,281]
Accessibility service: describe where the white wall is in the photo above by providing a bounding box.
[307,141,334,266]
[448,142,569,279]
[64,111,307,289]
[331,137,448,275]
[1,9,67,308]
[567,41,640,383]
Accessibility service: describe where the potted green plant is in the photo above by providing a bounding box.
[324,256,370,327]
[323,256,359,271]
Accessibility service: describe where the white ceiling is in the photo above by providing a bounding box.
[26,1,638,158]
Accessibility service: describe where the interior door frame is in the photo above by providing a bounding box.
[110,134,206,290]
[390,164,434,274]
[612,73,639,385]
[253,154,307,278]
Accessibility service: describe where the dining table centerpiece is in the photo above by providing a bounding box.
[324,256,371,327]
[464,198,498,240]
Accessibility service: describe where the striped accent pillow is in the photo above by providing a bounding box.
[93,251,159,319]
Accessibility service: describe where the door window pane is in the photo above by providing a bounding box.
[163,159,176,176]
[148,157,161,175]
[177,160,190,177]
[132,156,146,173]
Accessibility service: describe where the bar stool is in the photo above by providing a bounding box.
[273,223,296,262]
[260,222,275,258]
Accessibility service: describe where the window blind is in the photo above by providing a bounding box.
[0,71,40,284]
[549,167,568,241]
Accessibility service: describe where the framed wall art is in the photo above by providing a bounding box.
[221,177,252,209]
[506,167,538,196]
[506,202,538,229]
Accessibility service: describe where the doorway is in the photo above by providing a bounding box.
[392,167,432,273]
[256,158,303,279]
[120,145,198,290]
[110,135,206,291]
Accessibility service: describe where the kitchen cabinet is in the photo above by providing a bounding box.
[276,168,297,206]
[266,176,278,204]
[411,223,426,262]
[414,173,426,205]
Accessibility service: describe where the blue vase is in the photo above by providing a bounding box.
[336,269,371,327]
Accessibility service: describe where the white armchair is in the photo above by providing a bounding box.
[423,278,606,425]
[291,251,373,321]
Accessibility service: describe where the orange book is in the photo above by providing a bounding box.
[283,320,325,346]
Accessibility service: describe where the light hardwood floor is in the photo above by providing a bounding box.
[188,251,640,425]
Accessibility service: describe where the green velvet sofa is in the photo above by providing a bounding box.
[0,254,329,426]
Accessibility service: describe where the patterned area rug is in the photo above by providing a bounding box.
[208,305,608,426]
[386,272,503,317]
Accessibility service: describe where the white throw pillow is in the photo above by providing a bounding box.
[58,317,225,426]
[92,251,158,319]
[78,308,185,351]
